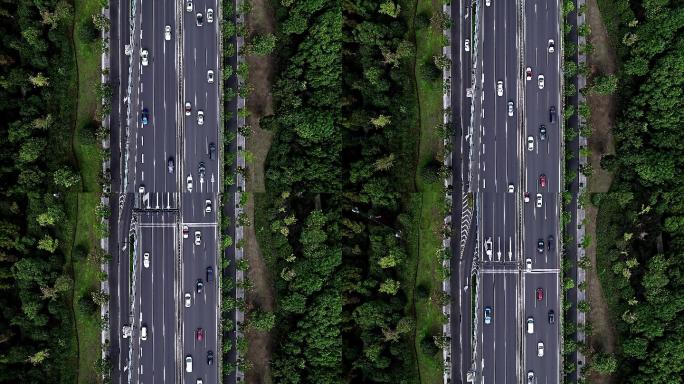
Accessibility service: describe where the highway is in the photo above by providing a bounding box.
[522,0,562,382]
[476,0,521,382]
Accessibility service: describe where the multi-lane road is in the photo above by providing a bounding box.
[109,0,224,382]
[451,0,564,382]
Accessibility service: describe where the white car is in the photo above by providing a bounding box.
[527,371,534,384]
[138,185,145,194]
[526,258,532,271]
[527,317,534,334]
[537,342,544,357]
[548,39,555,53]
[197,110,204,125]
[496,80,503,96]
[536,193,543,208]
[485,237,493,257]
[507,101,514,116]
[207,8,214,23]
[186,0,193,12]
[141,49,149,66]
[185,101,192,116]
[164,25,171,40]
[508,184,514,193]
[464,39,470,52]
[187,174,193,192]
[527,135,534,151]
[486,0,491,6]
[207,69,214,83]
[194,231,201,246]
[141,325,147,341]
[526,67,532,81]
[185,355,193,372]
[538,74,545,89]
[184,293,192,308]
[205,199,212,213]
[196,380,203,384]
[143,252,150,268]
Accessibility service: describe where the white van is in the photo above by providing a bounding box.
[527,317,534,334]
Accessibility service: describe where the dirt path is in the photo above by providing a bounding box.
[242,0,276,382]
[583,0,618,381]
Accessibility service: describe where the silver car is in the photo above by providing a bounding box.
[186,0,193,12]
[537,342,544,357]
[536,193,543,208]
[143,252,150,268]
[194,231,201,246]
[164,25,171,40]
[207,8,214,23]
[526,258,532,271]
[507,101,514,116]
[538,74,545,89]
[141,49,149,66]
[185,355,193,372]
[497,80,503,96]
[527,135,534,151]
[207,69,214,83]
[197,110,204,125]
[186,174,193,192]
[205,199,212,213]
[184,293,192,308]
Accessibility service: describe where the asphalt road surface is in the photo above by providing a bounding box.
[522,0,562,382]
[476,0,521,382]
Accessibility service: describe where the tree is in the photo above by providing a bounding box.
[370,114,391,128]
[248,309,276,331]
[53,167,81,189]
[591,74,618,95]
[247,33,277,56]
[29,73,50,87]
[420,333,440,356]
[37,235,59,253]
[379,279,400,295]
[591,352,617,374]
[379,1,401,17]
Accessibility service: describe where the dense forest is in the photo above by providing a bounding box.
[593,0,684,382]
[0,0,80,382]
[257,0,422,382]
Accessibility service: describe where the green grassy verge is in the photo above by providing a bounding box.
[66,1,106,382]
[593,195,624,322]
[400,0,447,382]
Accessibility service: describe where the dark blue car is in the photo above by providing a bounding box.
[141,108,150,125]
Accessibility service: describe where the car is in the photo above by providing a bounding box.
[164,25,171,40]
[549,106,556,123]
[527,317,534,334]
[197,380,203,384]
[539,125,547,141]
[496,80,503,96]
[548,39,555,53]
[507,101,514,116]
[536,193,543,208]
[186,0,193,12]
[196,328,204,341]
[537,239,545,253]
[168,157,175,173]
[524,192,530,203]
[141,324,147,340]
[196,279,204,294]
[485,237,493,257]
[537,341,544,357]
[205,199,212,213]
[139,185,145,194]
[464,39,470,52]
[527,135,534,151]
[207,8,214,23]
[141,49,149,66]
[198,162,206,181]
[185,101,192,116]
[207,69,214,83]
[508,183,514,193]
[143,252,150,268]
[187,174,193,192]
[206,266,214,282]
[526,258,532,271]
[548,310,555,324]
[536,288,544,301]
[194,231,201,246]
[539,174,547,188]
[141,108,149,125]
[538,74,544,89]
[185,355,193,372]
[184,293,192,308]
[197,110,204,125]
[547,236,554,251]
[207,350,214,365]
[526,67,532,81]
[484,307,492,324]
[486,0,491,6]
[208,142,216,160]
[183,225,189,238]
[196,12,203,26]
[527,371,534,384]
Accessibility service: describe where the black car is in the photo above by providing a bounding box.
[207,350,214,365]
[198,162,206,178]
[548,310,555,324]
[196,279,204,294]
[537,239,545,253]
[168,157,175,173]
[206,266,213,282]
[208,142,216,160]
[547,235,554,251]
[196,12,203,26]
[539,125,547,141]
[549,106,556,123]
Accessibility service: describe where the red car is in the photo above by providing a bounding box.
[196,328,204,341]
[539,174,547,188]
[536,288,544,301]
